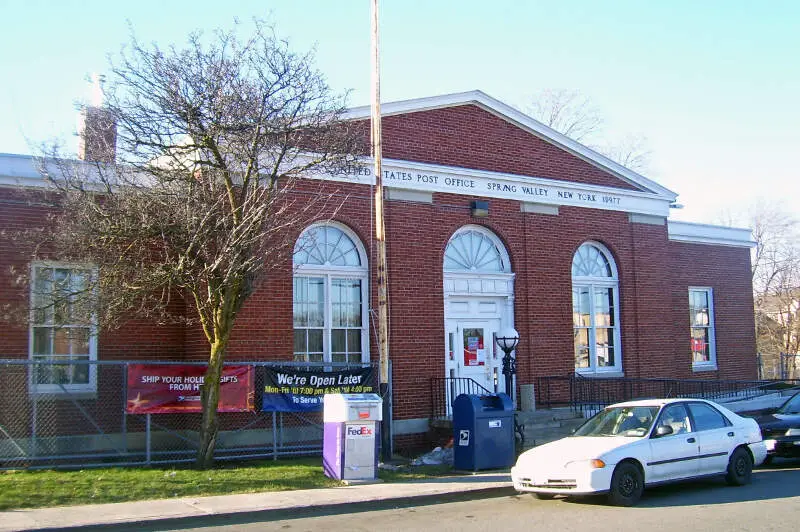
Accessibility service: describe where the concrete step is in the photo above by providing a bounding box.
[515,407,583,424]
[520,420,562,430]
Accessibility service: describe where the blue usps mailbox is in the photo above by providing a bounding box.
[452,393,515,471]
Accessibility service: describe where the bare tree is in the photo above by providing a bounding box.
[527,89,603,143]
[28,21,362,467]
[599,133,651,173]
[527,89,650,172]
[748,201,800,377]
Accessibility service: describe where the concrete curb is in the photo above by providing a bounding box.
[0,476,514,532]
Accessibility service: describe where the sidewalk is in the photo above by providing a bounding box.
[0,472,513,531]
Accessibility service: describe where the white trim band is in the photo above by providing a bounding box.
[668,221,755,248]
[319,157,674,217]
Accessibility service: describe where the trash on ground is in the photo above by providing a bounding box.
[410,445,454,466]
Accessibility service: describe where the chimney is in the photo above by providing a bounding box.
[77,74,117,163]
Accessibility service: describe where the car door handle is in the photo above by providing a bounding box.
[687,437,696,443]
[728,432,735,437]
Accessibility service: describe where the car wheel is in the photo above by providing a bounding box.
[725,447,752,486]
[533,492,555,500]
[607,462,644,507]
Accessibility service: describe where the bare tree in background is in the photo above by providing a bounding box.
[527,89,603,143]
[749,201,800,377]
[28,21,362,467]
[527,89,651,172]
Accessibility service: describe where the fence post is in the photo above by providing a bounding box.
[272,412,278,461]
[122,362,128,453]
[145,413,151,465]
[31,394,38,459]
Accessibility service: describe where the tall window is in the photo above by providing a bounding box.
[293,224,368,363]
[572,243,621,374]
[29,263,97,393]
[689,287,716,369]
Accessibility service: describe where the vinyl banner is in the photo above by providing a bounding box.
[126,364,254,414]
[262,366,375,412]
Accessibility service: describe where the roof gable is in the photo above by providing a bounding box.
[344,91,677,199]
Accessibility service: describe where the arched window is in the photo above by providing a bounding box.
[572,242,621,374]
[444,227,510,273]
[293,224,368,363]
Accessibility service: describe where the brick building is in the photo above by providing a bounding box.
[0,91,756,449]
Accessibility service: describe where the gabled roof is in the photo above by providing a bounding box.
[343,90,678,200]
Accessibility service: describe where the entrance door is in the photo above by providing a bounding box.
[445,318,501,407]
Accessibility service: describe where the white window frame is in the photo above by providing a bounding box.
[28,262,98,394]
[572,242,623,376]
[689,287,717,371]
[293,223,369,364]
[444,225,511,274]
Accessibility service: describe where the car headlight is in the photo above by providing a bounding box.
[565,458,606,469]
[786,428,800,437]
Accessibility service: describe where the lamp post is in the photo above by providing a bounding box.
[495,328,519,399]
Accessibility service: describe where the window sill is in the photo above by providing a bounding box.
[692,364,718,373]
[575,371,625,379]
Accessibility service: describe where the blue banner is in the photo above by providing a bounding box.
[262,366,375,412]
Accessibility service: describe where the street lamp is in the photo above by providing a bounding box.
[495,328,519,399]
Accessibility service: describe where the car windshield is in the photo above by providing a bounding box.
[574,406,660,437]
[777,393,800,415]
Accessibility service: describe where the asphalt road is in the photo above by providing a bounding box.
[81,461,800,532]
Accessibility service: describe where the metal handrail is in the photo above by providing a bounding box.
[535,374,800,417]
[430,377,494,420]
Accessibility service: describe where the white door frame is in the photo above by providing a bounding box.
[443,271,515,405]
[445,316,502,391]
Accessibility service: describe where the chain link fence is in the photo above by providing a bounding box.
[0,359,379,470]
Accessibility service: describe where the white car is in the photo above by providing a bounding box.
[511,398,767,506]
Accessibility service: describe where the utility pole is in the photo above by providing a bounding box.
[371,0,392,461]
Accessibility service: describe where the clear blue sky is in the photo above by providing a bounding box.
[1,0,798,224]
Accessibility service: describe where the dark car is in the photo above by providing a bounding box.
[755,391,800,463]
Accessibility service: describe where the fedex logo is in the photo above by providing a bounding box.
[347,425,373,436]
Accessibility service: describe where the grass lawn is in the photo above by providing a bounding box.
[0,459,455,511]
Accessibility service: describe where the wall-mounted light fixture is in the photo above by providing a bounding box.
[471,200,489,218]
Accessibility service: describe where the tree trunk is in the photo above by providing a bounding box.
[197,339,226,469]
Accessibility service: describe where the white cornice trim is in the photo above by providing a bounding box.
[0,152,46,187]
[317,156,674,217]
[343,90,679,201]
[668,221,755,248]
[0,152,116,190]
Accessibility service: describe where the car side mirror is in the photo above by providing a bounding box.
[654,425,673,438]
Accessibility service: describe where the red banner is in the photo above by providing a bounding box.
[126,364,254,414]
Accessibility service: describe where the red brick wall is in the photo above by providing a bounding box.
[0,187,186,361]
[1,193,758,421]
[667,241,757,380]
[222,185,757,422]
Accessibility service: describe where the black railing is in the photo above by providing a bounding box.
[535,374,800,417]
[430,377,494,420]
